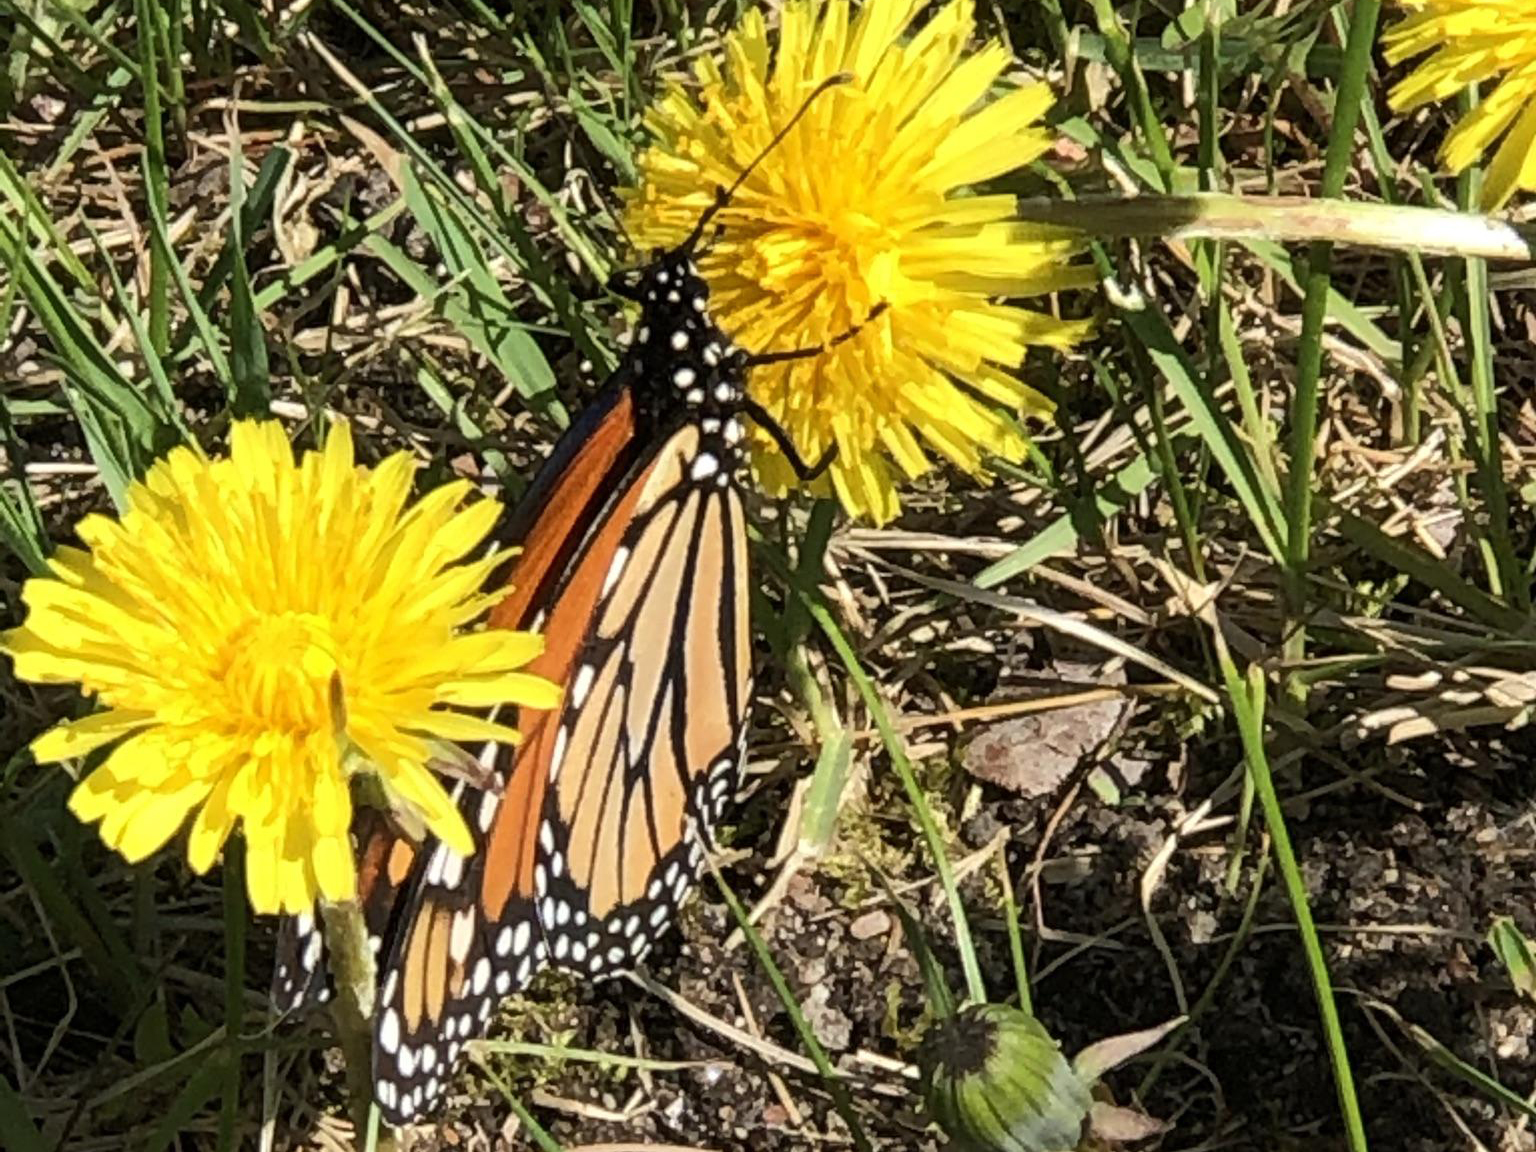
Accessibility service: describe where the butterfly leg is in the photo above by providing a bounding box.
[735,299,889,482]
[743,300,889,371]
[738,397,838,482]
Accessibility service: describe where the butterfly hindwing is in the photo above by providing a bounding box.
[369,755,550,1124]
[271,811,414,1014]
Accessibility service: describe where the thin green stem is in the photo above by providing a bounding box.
[1454,116,1525,611]
[163,0,186,141]
[1344,53,1426,445]
[996,850,1031,1015]
[218,841,246,1152]
[771,555,987,1004]
[783,497,836,652]
[1134,339,1208,583]
[711,867,875,1152]
[473,1060,566,1152]
[1281,0,1383,687]
[133,0,170,358]
[1223,661,1367,1151]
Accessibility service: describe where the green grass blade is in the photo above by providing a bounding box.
[761,546,988,1005]
[133,0,169,357]
[307,7,606,367]
[0,801,136,1014]
[1103,255,1287,561]
[797,726,853,856]
[85,224,184,434]
[975,451,1159,588]
[1367,996,1536,1119]
[870,868,956,1020]
[182,143,289,350]
[0,257,49,572]
[0,152,95,291]
[0,478,48,575]
[251,198,408,312]
[1333,509,1528,634]
[32,0,144,84]
[1237,237,1397,363]
[225,121,271,419]
[46,64,136,181]
[1280,0,1383,685]
[136,175,235,399]
[3,236,165,442]
[67,405,136,508]
[996,849,1031,1015]
[1488,918,1536,999]
[143,1054,229,1152]
[0,1072,47,1152]
[1458,210,1522,609]
[1222,660,1367,1151]
[1085,0,1175,188]
[398,163,556,403]
[471,1060,566,1152]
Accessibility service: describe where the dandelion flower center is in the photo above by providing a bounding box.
[218,612,342,736]
[750,208,892,317]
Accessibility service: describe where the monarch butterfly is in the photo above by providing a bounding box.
[273,78,865,1125]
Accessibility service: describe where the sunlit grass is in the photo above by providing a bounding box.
[3,1,1536,1149]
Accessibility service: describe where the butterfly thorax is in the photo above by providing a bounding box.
[617,249,749,487]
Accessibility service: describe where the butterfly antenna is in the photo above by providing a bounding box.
[683,71,852,251]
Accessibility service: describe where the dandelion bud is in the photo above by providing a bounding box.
[919,1004,1093,1152]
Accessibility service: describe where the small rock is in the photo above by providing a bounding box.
[801,985,853,1050]
[962,660,1132,797]
[1188,909,1218,945]
[850,909,892,941]
[787,872,830,913]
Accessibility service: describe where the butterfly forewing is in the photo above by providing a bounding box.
[368,391,650,1125]
[534,429,752,975]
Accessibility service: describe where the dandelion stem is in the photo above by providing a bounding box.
[318,899,393,1151]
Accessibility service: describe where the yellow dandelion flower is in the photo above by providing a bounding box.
[623,0,1092,524]
[2,421,560,915]
[1384,0,1536,209]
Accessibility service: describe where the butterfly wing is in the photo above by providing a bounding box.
[270,810,416,1014]
[533,425,751,975]
[288,244,757,1128]
[370,386,656,1123]
[371,417,749,1123]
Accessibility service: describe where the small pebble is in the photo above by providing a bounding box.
[850,909,892,940]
